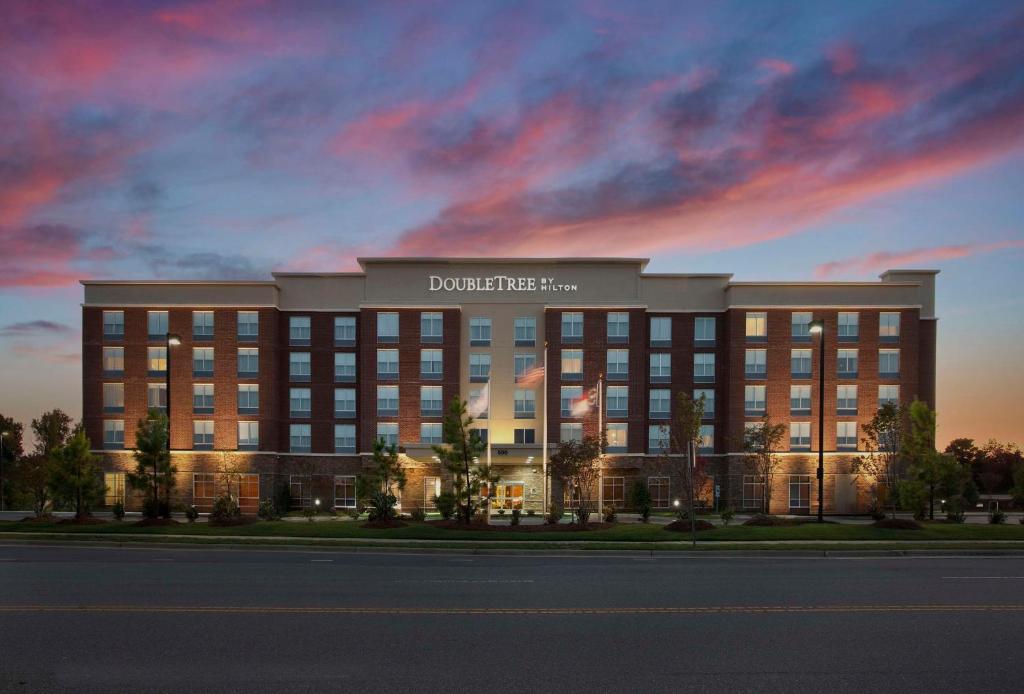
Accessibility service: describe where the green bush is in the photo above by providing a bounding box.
[257,498,278,521]
[273,482,291,514]
[511,509,521,526]
[367,490,397,522]
[944,496,966,523]
[344,508,360,520]
[526,509,536,517]
[602,505,617,523]
[209,496,240,524]
[433,491,456,520]
[111,501,125,521]
[545,503,563,525]
[989,508,1006,525]
[629,480,652,523]
[184,504,199,523]
[410,507,426,522]
[720,506,735,526]
[898,479,929,521]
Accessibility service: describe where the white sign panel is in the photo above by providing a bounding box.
[428,275,578,293]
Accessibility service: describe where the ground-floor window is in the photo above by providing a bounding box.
[334,475,356,509]
[602,476,625,508]
[564,484,581,510]
[424,476,440,509]
[789,474,811,510]
[193,473,216,507]
[290,475,311,509]
[482,482,524,510]
[648,476,671,508]
[104,472,125,507]
[236,473,259,513]
[742,475,764,510]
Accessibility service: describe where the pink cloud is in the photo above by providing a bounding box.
[814,240,1024,278]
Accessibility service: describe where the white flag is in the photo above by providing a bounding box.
[468,382,489,418]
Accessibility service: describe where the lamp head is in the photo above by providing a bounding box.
[167,333,182,346]
[808,320,824,335]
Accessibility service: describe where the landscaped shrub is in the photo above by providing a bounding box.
[526,509,536,517]
[184,504,199,523]
[720,506,735,526]
[497,508,506,516]
[433,491,456,520]
[944,497,966,524]
[344,508,360,520]
[545,503,563,525]
[511,509,521,526]
[602,505,617,523]
[257,498,279,521]
[366,490,397,522]
[209,496,240,525]
[629,480,652,523]
[111,502,125,521]
[410,508,426,522]
[989,508,1006,524]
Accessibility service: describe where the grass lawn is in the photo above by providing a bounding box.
[3,519,1024,544]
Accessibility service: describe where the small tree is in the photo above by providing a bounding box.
[903,400,940,519]
[0,413,25,510]
[651,392,708,521]
[743,415,787,514]
[47,428,105,519]
[944,438,980,468]
[433,397,497,524]
[127,410,177,518]
[31,409,72,457]
[357,438,407,522]
[855,402,908,519]
[629,479,652,522]
[548,435,602,526]
[17,453,53,517]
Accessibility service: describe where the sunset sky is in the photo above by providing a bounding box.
[1,0,1022,447]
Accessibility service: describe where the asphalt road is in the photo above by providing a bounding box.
[1,544,1023,693]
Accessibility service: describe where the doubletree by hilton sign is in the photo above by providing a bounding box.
[428,275,579,293]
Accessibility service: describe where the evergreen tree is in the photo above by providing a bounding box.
[432,397,497,524]
[357,437,407,521]
[127,411,176,518]
[48,428,105,519]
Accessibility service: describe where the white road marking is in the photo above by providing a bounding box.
[942,576,1024,579]
[310,559,333,563]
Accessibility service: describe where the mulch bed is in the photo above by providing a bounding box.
[58,516,107,525]
[361,519,408,529]
[133,518,181,527]
[871,518,923,530]
[664,519,716,532]
[424,520,612,532]
[20,514,59,523]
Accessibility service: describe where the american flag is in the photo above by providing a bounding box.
[467,382,489,418]
[570,385,600,417]
[517,365,545,387]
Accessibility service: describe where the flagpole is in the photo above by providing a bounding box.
[597,373,603,523]
[542,342,548,514]
[486,374,492,468]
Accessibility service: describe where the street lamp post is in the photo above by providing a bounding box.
[809,320,825,523]
[164,334,181,513]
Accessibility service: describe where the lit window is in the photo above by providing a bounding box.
[193,420,214,449]
[606,422,627,451]
[838,312,858,340]
[289,388,311,417]
[879,349,900,378]
[238,311,259,340]
[514,353,537,381]
[334,352,356,382]
[602,477,625,507]
[193,311,214,339]
[469,317,491,345]
[377,312,399,342]
[837,421,858,449]
[103,346,124,374]
[694,389,715,418]
[421,386,442,416]
[560,349,582,379]
[420,312,443,342]
[649,316,671,346]
[789,475,811,509]
[744,385,766,416]
[334,388,355,418]
[469,353,491,381]
[606,386,628,417]
[238,422,259,450]
[193,383,215,414]
[334,316,356,345]
[790,422,810,450]
[650,353,671,381]
[745,312,767,341]
[420,423,443,444]
[649,477,671,508]
[791,385,811,415]
[514,389,536,418]
[607,312,629,342]
[514,317,536,346]
[290,424,312,452]
[791,312,812,340]
[193,347,214,376]
[289,316,311,344]
[334,425,356,453]
[694,316,716,345]
[561,386,583,417]
[421,349,443,379]
[606,349,629,380]
[648,424,668,453]
[334,475,357,507]
[377,385,399,416]
[699,425,714,452]
[105,472,126,506]
[103,383,124,413]
[147,383,167,410]
[193,473,216,503]
[694,353,715,383]
[147,346,167,374]
[879,312,900,341]
[878,385,900,409]
[238,348,259,375]
[791,349,812,378]
[837,349,858,378]
[147,310,168,339]
[649,389,670,419]
[103,420,124,449]
[745,349,767,378]
[376,422,398,448]
[102,310,124,339]
[560,422,582,443]
[238,384,258,413]
[837,385,858,415]
[561,312,583,342]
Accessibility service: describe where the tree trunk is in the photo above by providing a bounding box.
[929,483,935,521]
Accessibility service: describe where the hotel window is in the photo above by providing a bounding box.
[514,428,535,444]
[789,475,811,509]
[744,385,766,416]
[193,347,214,377]
[238,421,259,450]
[289,475,311,509]
[147,346,167,375]
[486,482,525,511]
[790,422,811,450]
[561,312,583,343]
[147,310,168,340]
[103,346,124,375]
[421,349,443,379]
[469,317,491,346]
[742,475,764,510]
[560,422,583,443]
[193,420,214,450]
[650,353,671,383]
[238,348,259,376]
[377,312,399,343]
[289,352,310,381]
[147,383,167,410]
[376,349,398,379]
[514,353,537,381]
[838,312,859,341]
[745,311,767,342]
[103,420,125,449]
[837,421,858,450]
[560,349,582,380]
[878,385,900,409]
[879,349,900,378]
[377,422,398,448]
[607,312,629,343]
[602,477,625,508]
[469,389,488,419]
[469,353,491,382]
[334,352,356,382]
[471,428,488,445]
[102,383,124,413]
[377,385,399,416]
[699,424,714,453]
[514,317,536,346]
[420,422,443,444]
[514,389,535,418]
[102,310,124,339]
[649,316,671,346]
[193,311,214,340]
[238,384,258,414]
[606,386,628,417]
[607,349,629,381]
[791,385,811,415]
[193,473,216,504]
[791,349,812,378]
[648,424,668,453]
[649,476,671,508]
[334,475,357,508]
[649,389,670,419]
[334,424,356,453]
[694,389,715,418]
[424,477,441,508]
[694,353,715,383]
[837,385,858,415]
[290,423,312,452]
[745,349,767,378]
[104,472,125,506]
[694,316,716,346]
[791,312,812,341]
[334,315,356,346]
[421,385,442,416]
[879,312,900,342]
[606,423,627,452]
[420,312,443,343]
[334,388,355,418]
[289,387,311,418]
[237,311,259,341]
[561,386,583,417]
[193,384,214,414]
[837,349,858,378]
[289,316,311,345]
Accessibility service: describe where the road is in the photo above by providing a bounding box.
[1,544,1022,693]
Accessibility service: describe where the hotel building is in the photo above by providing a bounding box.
[81,258,937,515]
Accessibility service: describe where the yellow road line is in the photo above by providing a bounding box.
[0,605,1022,615]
